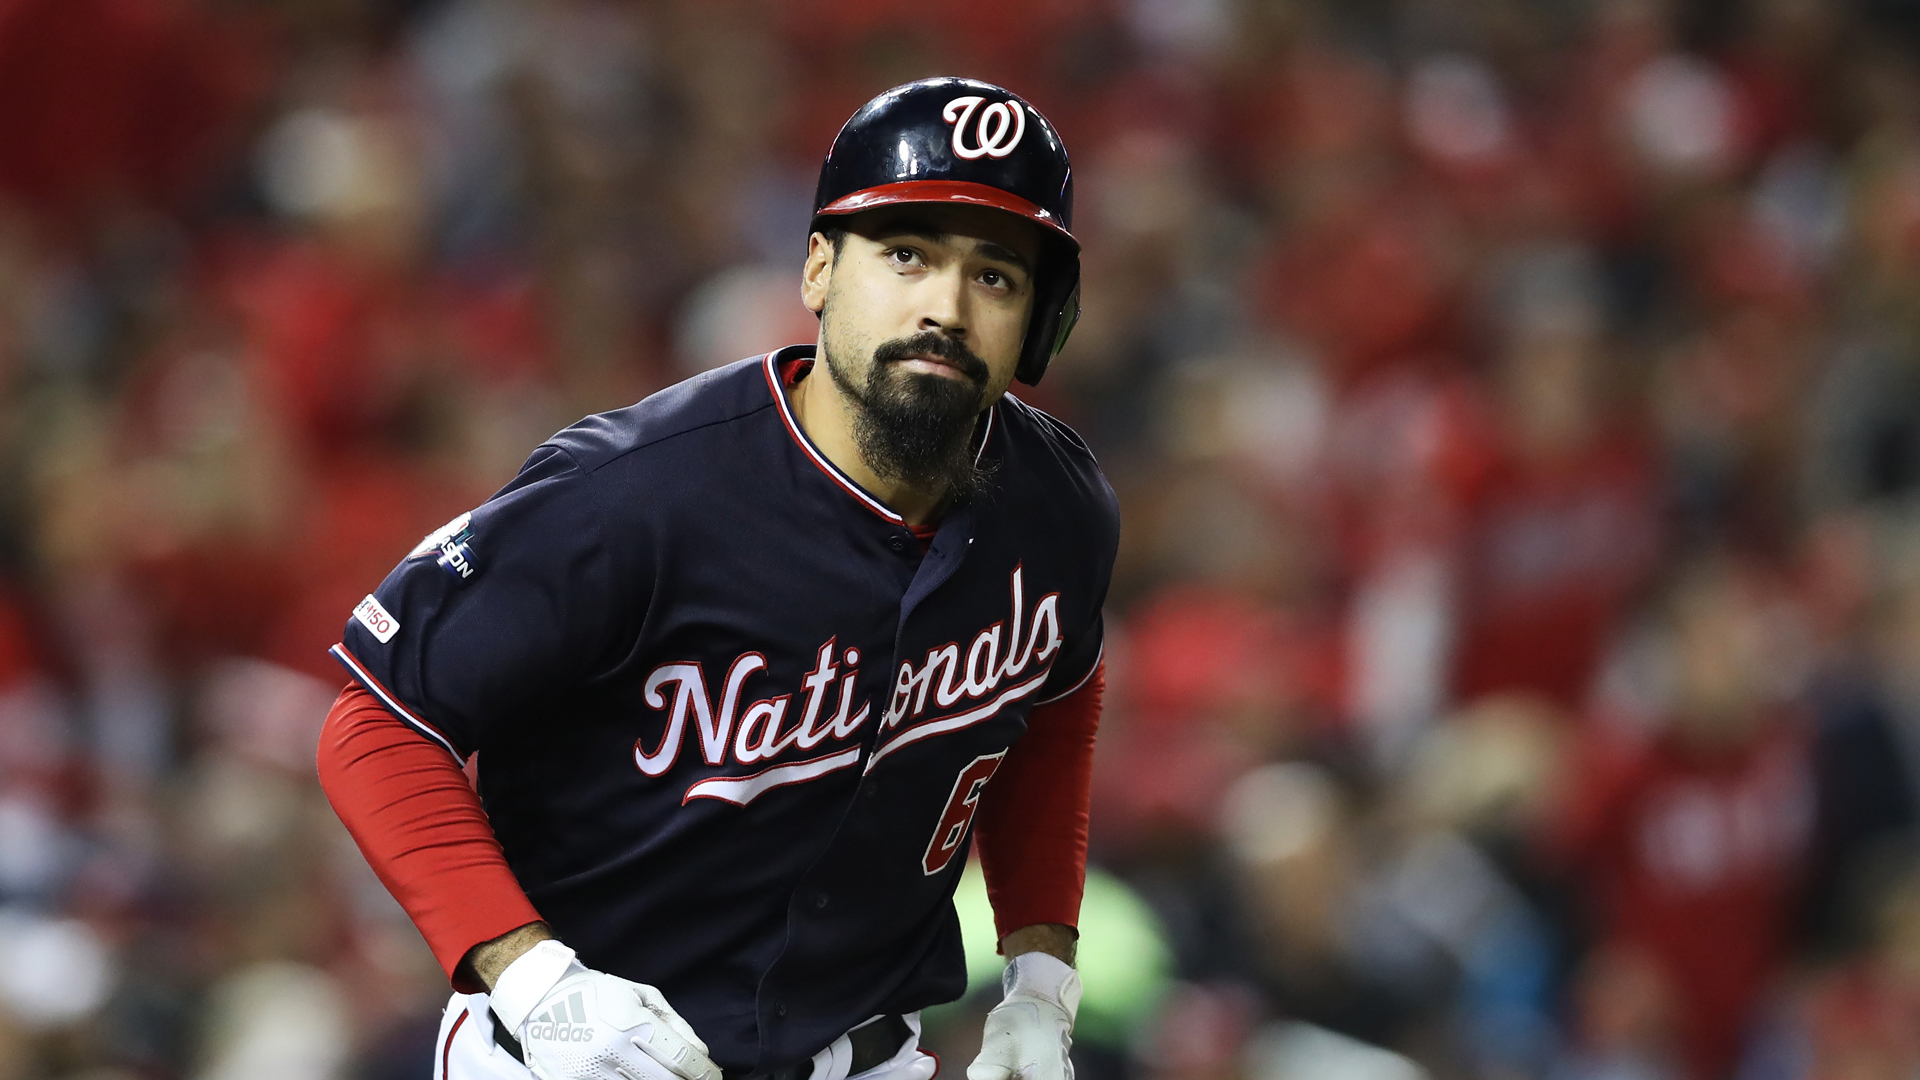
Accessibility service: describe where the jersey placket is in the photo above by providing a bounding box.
[750,492,984,1067]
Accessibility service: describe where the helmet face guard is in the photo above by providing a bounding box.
[811,78,1080,386]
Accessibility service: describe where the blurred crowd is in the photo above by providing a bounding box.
[2,0,1920,1078]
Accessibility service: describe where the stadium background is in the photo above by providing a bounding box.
[0,0,1917,1077]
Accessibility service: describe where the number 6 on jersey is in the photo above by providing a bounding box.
[923,751,1008,875]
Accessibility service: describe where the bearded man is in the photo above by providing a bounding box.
[317,77,1116,1080]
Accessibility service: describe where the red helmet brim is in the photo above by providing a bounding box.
[814,181,1078,250]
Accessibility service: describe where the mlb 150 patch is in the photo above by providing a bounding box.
[353,594,400,643]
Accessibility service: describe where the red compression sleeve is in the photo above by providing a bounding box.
[316,684,543,990]
[973,665,1104,943]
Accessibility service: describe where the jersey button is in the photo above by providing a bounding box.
[815,892,830,910]
[888,536,906,552]
[775,1004,788,1018]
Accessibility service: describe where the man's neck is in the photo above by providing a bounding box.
[788,353,948,527]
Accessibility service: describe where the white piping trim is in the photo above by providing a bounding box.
[762,353,905,524]
[330,644,463,761]
[682,747,862,805]
[865,670,1051,772]
[1034,644,1104,706]
[975,403,995,465]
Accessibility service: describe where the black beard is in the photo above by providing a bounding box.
[823,330,996,502]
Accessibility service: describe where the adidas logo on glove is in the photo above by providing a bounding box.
[524,991,595,1043]
[488,939,724,1080]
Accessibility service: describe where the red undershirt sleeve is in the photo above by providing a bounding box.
[316,684,543,990]
[972,665,1104,944]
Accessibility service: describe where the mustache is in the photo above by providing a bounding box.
[871,332,990,385]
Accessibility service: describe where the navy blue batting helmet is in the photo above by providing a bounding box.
[812,77,1080,386]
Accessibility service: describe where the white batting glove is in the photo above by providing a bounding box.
[966,952,1081,1080]
[490,940,723,1080]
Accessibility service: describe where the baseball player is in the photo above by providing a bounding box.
[317,77,1116,1080]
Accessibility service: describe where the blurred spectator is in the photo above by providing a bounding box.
[1452,242,1660,710]
[1550,555,1815,1080]
[1554,942,1683,1080]
[1740,853,1920,1080]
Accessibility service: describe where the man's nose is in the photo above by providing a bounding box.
[916,267,968,337]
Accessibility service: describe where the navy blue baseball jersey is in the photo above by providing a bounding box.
[331,345,1118,1072]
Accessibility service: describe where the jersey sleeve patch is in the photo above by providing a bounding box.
[408,511,483,584]
[409,512,473,559]
[335,445,617,755]
[353,594,401,644]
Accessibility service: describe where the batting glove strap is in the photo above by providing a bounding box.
[999,952,1082,1028]
[492,940,584,1032]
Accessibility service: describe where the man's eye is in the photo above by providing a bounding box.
[888,248,922,266]
[980,270,1007,288]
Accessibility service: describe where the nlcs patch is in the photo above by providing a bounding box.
[411,511,481,583]
[435,524,479,582]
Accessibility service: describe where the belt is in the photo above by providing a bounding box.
[848,1014,914,1075]
[495,1011,912,1079]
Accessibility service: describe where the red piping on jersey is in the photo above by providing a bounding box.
[816,181,1075,243]
[1034,642,1103,706]
[762,352,997,531]
[330,642,463,761]
[763,353,905,525]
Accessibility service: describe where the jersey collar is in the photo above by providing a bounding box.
[760,346,996,526]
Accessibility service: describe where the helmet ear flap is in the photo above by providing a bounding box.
[1050,276,1082,356]
[1016,269,1080,386]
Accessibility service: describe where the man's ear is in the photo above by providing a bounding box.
[801,232,835,315]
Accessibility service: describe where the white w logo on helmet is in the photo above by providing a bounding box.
[942,96,1027,160]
